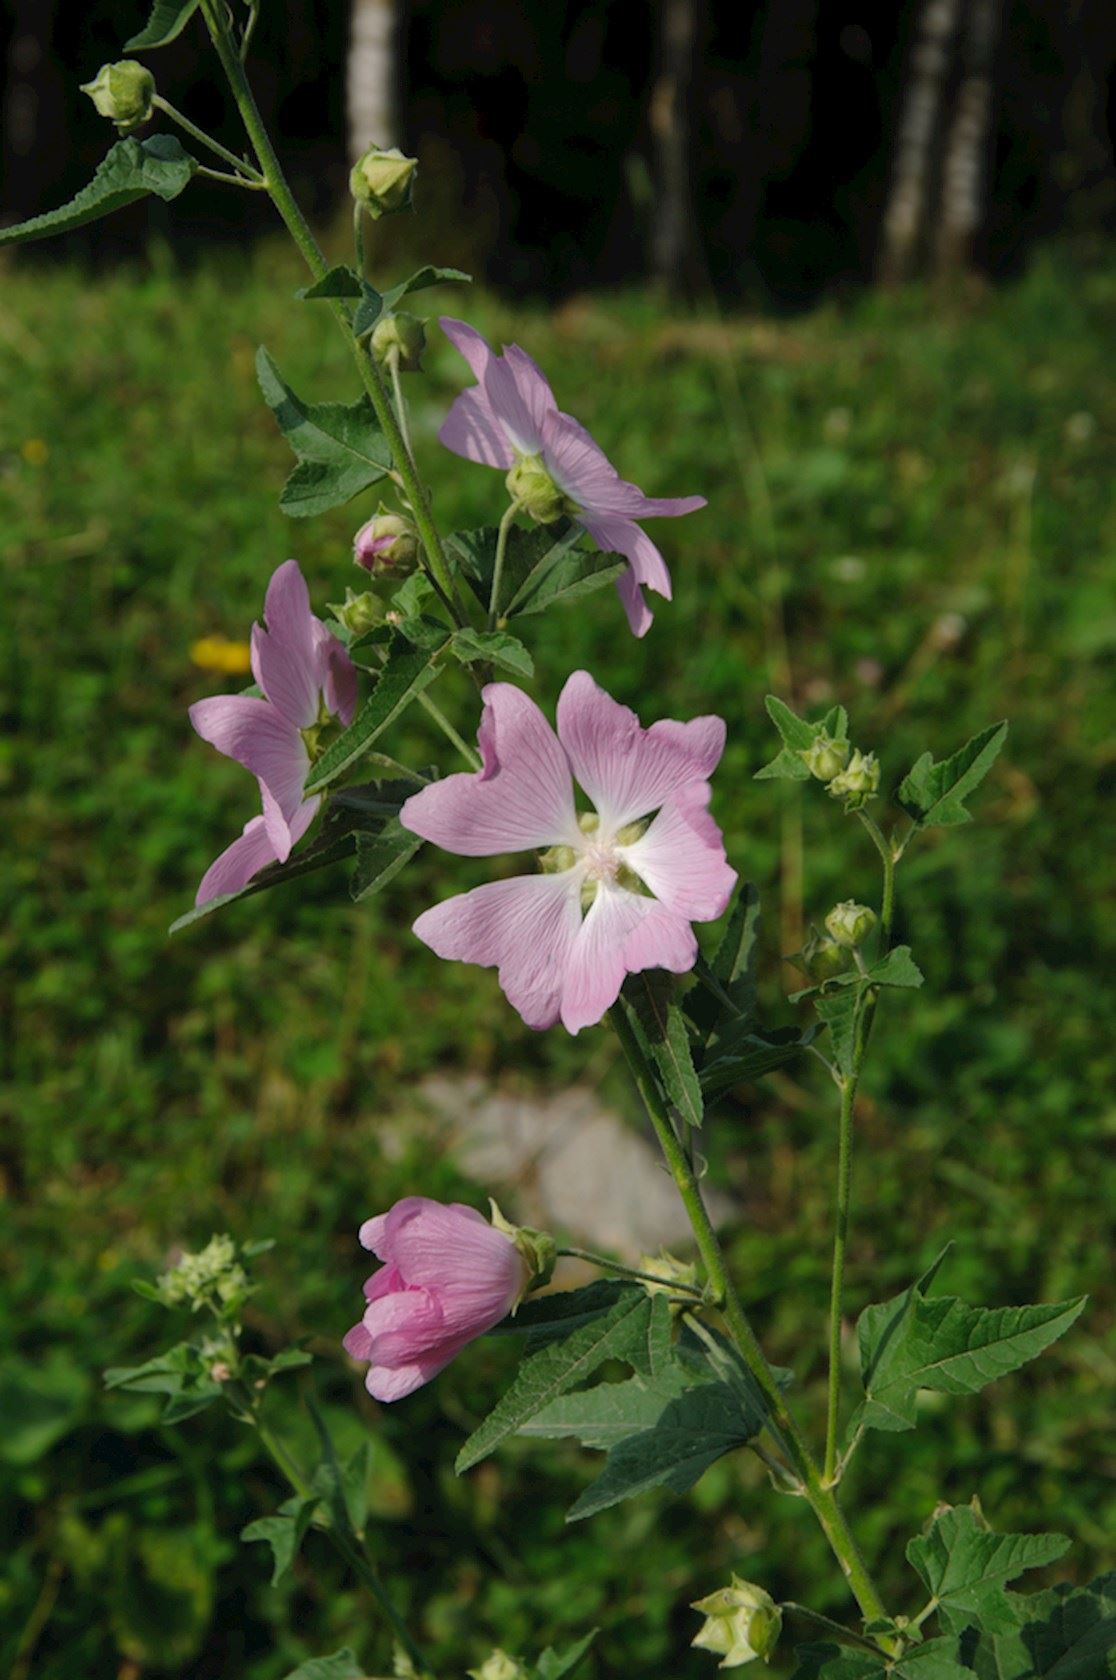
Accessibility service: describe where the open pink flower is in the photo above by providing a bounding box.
[343,1197,528,1401]
[189,560,357,905]
[399,671,736,1033]
[438,318,706,637]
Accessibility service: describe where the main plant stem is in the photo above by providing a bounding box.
[199,0,460,620]
[608,1007,893,1642]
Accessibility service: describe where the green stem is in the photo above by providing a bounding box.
[196,163,267,190]
[416,689,481,770]
[253,1414,426,1671]
[198,0,462,621]
[607,1005,894,1643]
[389,347,413,457]
[488,500,521,630]
[556,1245,705,1297]
[152,93,265,179]
[824,1072,856,1482]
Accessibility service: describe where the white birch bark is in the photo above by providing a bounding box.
[936,0,1002,274]
[879,0,961,283]
[651,0,698,290]
[347,0,399,164]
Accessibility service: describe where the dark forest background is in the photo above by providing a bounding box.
[3,0,1115,305]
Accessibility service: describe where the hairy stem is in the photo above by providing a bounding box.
[198,0,461,620]
[153,94,265,179]
[556,1245,705,1296]
[607,1005,894,1642]
[488,500,521,630]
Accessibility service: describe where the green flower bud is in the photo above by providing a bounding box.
[691,1577,782,1669]
[827,748,880,810]
[506,453,575,525]
[156,1233,251,1317]
[800,730,850,782]
[637,1249,700,1311]
[800,926,849,980]
[329,587,387,637]
[349,145,418,218]
[354,508,420,576]
[370,311,427,372]
[467,1653,529,1680]
[80,61,155,133]
[824,900,877,949]
[488,1201,557,1301]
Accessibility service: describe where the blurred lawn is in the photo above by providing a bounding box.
[0,240,1113,1680]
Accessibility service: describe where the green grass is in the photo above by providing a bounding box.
[1,238,1113,1680]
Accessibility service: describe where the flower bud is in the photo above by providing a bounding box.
[370,311,427,372]
[488,1201,557,1298]
[800,927,849,981]
[330,586,387,637]
[80,61,156,133]
[156,1233,250,1315]
[824,900,877,949]
[506,454,573,525]
[827,748,880,810]
[354,509,420,576]
[800,730,850,782]
[691,1578,782,1669]
[468,1652,529,1680]
[637,1249,700,1308]
[349,146,418,218]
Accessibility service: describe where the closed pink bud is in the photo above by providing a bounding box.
[342,1197,529,1402]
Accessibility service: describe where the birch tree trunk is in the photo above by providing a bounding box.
[878,0,961,284]
[347,0,399,165]
[936,0,1002,275]
[651,0,699,292]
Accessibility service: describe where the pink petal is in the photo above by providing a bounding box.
[540,409,624,509]
[503,343,559,437]
[555,671,727,831]
[343,1321,374,1360]
[382,1202,524,1314]
[252,560,322,730]
[440,316,496,382]
[439,387,515,469]
[559,885,699,1033]
[582,516,672,598]
[364,1341,472,1402]
[190,694,310,823]
[613,567,655,638]
[412,871,585,1029]
[313,621,358,726]
[482,348,548,455]
[195,814,278,906]
[259,786,319,864]
[361,1285,447,1360]
[621,784,737,921]
[400,683,579,855]
[362,1196,487,1262]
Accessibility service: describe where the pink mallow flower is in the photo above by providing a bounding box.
[343,1197,529,1401]
[399,671,737,1033]
[437,317,706,637]
[189,559,357,906]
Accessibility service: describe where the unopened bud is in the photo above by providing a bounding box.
[467,1653,529,1680]
[330,587,387,637]
[354,509,419,576]
[637,1250,700,1307]
[80,61,155,133]
[506,454,573,525]
[824,900,877,949]
[350,146,418,218]
[801,927,849,980]
[827,748,880,810]
[691,1578,782,1669]
[488,1201,556,1302]
[800,731,850,782]
[370,311,426,372]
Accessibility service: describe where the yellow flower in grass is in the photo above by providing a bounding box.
[190,636,253,676]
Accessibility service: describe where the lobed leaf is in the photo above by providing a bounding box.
[687,881,761,1042]
[448,522,625,619]
[298,265,364,300]
[755,698,849,781]
[959,1572,1116,1680]
[381,265,472,311]
[898,722,1008,829]
[350,822,424,901]
[792,1640,972,1680]
[815,983,863,1076]
[256,347,391,517]
[699,1023,816,1095]
[533,1631,598,1680]
[452,627,535,678]
[620,971,704,1129]
[0,136,198,247]
[125,0,200,49]
[241,1498,319,1587]
[907,1504,1070,1634]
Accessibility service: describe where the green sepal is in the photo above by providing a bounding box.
[897,722,1008,829]
[0,136,197,247]
[256,346,392,517]
[125,0,200,50]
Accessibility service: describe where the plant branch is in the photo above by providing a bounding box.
[488,500,522,630]
[152,94,265,179]
[556,1245,705,1296]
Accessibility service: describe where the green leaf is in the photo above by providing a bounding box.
[350,820,423,901]
[382,265,472,311]
[533,1631,598,1680]
[241,1498,319,1587]
[452,627,535,678]
[497,1281,631,1342]
[456,1287,657,1471]
[125,0,200,49]
[851,1258,1085,1438]
[0,136,198,247]
[699,1022,816,1095]
[0,1355,90,1465]
[620,971,704,1129]
[755,698,850,781]
[907,1504,1070,1634]
[962,1573,1116,1680]
[280,1653,363,1680]
[352,287,385,339]
[867,946,924,989]
[256,346,392,518]
[897,722,1008,829]
[298,265,364,300]
[815,983,864,1077]
[687,881,761,1042]
[448,523,625,619]
[791,1639,972,1680]
[305,641,448,794]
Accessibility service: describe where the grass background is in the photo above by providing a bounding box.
[1,237,1113,1679]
